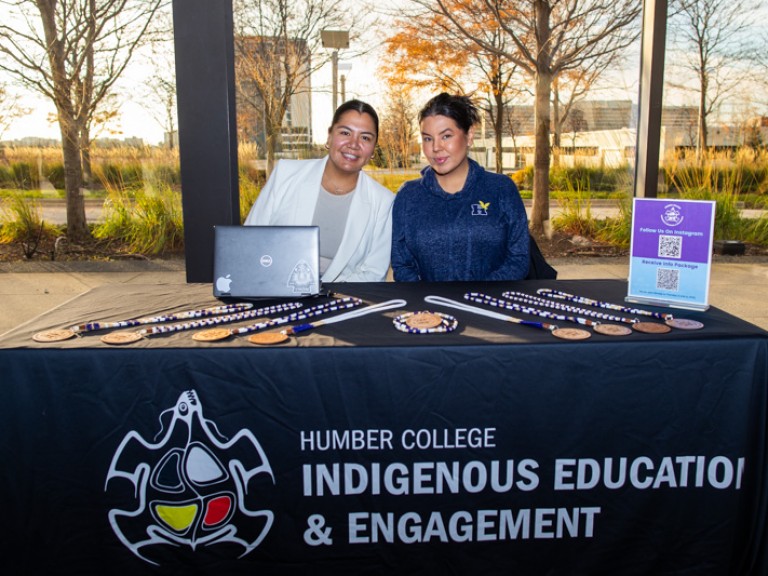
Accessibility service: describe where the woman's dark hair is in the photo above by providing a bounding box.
[418,92,479,133]
[330,99,380,140]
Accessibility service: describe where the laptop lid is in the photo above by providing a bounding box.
[213,225,321,299]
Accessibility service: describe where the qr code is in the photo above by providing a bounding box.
[656,267,680,291]
[658,234,682,259]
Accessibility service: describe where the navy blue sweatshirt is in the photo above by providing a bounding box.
[392,159,529,281]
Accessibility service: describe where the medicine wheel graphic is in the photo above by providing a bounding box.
[105,390,275,565]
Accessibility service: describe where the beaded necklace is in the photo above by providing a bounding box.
[99,301,307,345]
[232,297,362,336]
[70,302,257,333]
[135,301,306,336]
[464,293,599,328]
[501,291,637,325]
[34,302,263,343]
[392,311,459,334]
[423,295,558,332]
[536,288,673,320]
[284,299,407,335]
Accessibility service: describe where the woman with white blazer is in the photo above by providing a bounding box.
[244,100,394,282]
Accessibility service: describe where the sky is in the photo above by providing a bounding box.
[2,3,766,146]
[1,36,387,147]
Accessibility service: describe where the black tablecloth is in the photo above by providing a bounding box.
[0,279,761,348]
[0,280,766,575]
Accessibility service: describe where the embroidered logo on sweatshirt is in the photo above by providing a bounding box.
[471,201,490,216]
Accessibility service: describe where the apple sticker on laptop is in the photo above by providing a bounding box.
[216,274,232,294]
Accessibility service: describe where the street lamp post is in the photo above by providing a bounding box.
[321,30,349,114]
[338,62,352,104]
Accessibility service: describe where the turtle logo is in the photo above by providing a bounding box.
[105,390,274,566]
[660,203,684,227]
[288,259,316,293]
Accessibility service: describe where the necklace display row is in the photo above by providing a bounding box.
[500,292,638,324]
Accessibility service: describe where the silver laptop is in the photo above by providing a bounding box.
[213,225,321,299]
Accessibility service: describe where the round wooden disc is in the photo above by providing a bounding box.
[405,312,443,329]
[192,328,232,342]
[32,329,76,343]
[552,328,592,340]
[101,331,143,345]
[665,318,705,330]
[248,331,289,345]
[593,324,633,336]
[632,321,672,334]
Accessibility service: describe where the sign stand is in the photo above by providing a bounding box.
[626,198,716,311]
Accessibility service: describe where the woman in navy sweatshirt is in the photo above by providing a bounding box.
[391,93,530,281]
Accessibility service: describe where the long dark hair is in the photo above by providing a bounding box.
[418,93,479,134]
[329,99,380,141]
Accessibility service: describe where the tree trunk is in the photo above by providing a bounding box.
[59,117,89,241]
[530,0,553,235]
[697,71,708,155]
[551,82,561,168]
[80,125,93,189]
[494,91,504,173]
[266,131,276,178]
[531,69,553,235]
[264,109,277,178]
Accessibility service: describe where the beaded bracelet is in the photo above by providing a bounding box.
[392,311,459,334]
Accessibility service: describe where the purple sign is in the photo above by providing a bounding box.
[631,200,714,263]
[628,198,716,310]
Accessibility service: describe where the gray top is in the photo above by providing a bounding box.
[312,186,355,274]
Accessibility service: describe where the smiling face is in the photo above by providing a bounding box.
[325,110,377,176]
[420,114,475,192]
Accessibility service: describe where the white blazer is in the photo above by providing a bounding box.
[244,157,394,282]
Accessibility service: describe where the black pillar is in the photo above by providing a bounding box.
[634,0,668,198]
[172,0,239,282]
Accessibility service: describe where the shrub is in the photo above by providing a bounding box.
[239,167,261,223]
[370,171,413,193]
[93,182,183,256]
[511,166,533,190]
[45,163,66,191]
[11,162,39,190]
[742,214,768,245]
[551,193,600,237]
[127,186,184,254]
[594,198,633,248]
[0,193,62,258]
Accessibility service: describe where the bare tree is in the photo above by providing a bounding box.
[668,0,757,154]
[141,22,177,150]
[144,64,177,149]
[551,52,622,164]
[378,88,418,170]
[0,82,31,142]
[383,9,524,173]
[233,0,363,176]
[414,0,641,233]
[0,0,162,241]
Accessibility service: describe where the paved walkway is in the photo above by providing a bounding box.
[1,257,766,336]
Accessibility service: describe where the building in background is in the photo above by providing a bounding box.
[235,36,313,162]
[471,100,766,171]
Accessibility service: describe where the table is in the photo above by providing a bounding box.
[1,279,766,575]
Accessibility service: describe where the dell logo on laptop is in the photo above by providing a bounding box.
[260,255,273,267]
